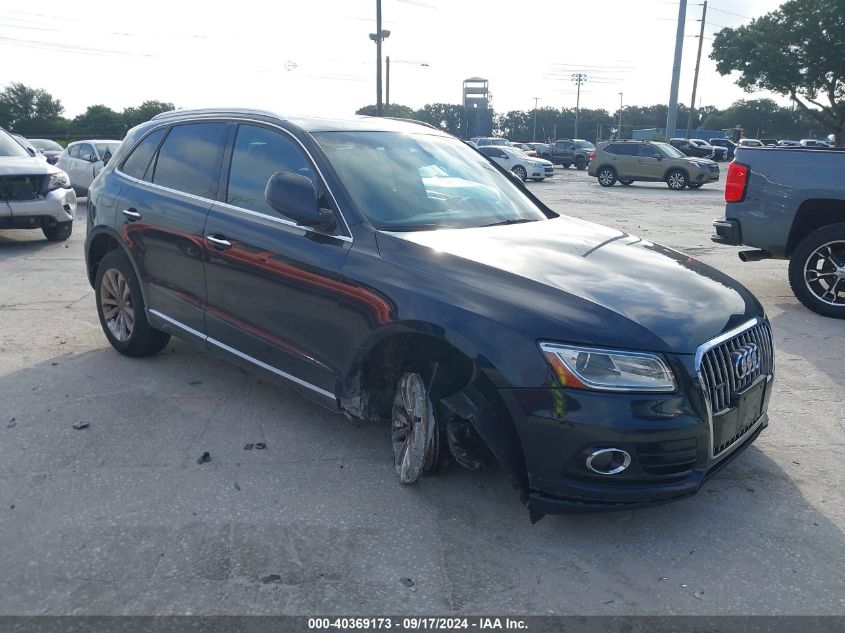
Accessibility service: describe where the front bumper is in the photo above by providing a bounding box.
[499,367,772,513]
[0,187,77,229]
[693,165,720,183]
[712,218,742,245]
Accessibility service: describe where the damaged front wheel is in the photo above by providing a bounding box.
[391,372,437,483]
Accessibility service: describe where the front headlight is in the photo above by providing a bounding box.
[47,170,70,191]
[540,343,676,392]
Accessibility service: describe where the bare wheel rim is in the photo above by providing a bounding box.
[804,240,845,306]
[668,172,686,188]
[598,169,614,185]
[100,268,135,342]
[391,372,434,484]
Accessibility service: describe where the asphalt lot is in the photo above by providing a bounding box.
[0,168,843,615]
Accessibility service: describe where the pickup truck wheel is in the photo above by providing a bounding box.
[561,163,571,169]
[42,221,73,242]
[666,170,688,190]
[597,167,617,187]
[619,178,634,186]
[95,250,171,356]
[788,224,845,318]
[512,165,527,181]
[575,157,587,170]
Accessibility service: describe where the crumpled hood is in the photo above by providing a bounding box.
[0,156,60,176]
[379,215,763,353]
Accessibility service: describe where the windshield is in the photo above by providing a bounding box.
[314,131,549,231]
[654,142,686,159]
[0,130,30,157]
[489,138,510,146]
[31,139,62,151]
[95,142,120,158]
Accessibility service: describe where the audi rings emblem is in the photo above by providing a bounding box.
[731,343,761,380]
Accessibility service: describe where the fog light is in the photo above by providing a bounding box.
[586,448,631,475]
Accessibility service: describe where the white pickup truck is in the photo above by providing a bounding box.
[0,127,77,241]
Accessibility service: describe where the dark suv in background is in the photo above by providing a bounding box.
[588,140,720,189]
[84,109,771,519]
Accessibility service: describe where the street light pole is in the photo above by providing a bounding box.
[386,56,390,107]
[369,0,390,115]
[686,1,708,137]
[665,0,688,139]
[532,97,540,142]
[571,73,587,138]
[618,92,623,139]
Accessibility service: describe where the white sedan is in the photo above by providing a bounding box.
[477,145,554,181]
[56,139,121,195]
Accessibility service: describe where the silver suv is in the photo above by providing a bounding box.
[0,127,77,241]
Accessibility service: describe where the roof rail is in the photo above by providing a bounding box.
[152,107,283,121]
[375,116,439,130]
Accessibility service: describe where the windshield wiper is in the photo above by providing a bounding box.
[479,218,536,227]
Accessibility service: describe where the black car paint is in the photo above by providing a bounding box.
[86,110,770,517]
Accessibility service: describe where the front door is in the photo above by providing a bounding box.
[634,143,665,179]
[203,123,353,395]
[115,121,229,334]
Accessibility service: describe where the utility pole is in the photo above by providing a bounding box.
[571,73,587,138]
[369,0,390,115]
[686,1,707,137]
[532,97,540,142]
[618,92,623,139]
[665,0,687,139]
[386,56,390,107]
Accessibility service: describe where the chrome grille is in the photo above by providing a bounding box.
[698,321,774,415]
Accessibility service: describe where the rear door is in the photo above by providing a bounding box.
[114,122,229,334]
[202,123,352,395]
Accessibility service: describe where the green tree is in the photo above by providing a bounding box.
[71,105,124,138]
[355,103,415,118]
[413,103,466,136]
[0,82,64,134]
[710,0,845,145]
[122,100,175,130]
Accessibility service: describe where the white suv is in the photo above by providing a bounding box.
[0,127,77,241]
[56,139,121,195]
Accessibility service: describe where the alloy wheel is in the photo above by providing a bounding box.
[598,169,615,186]
[668,171,687,189]
[513,166,527,181]
[804,241,845,306]
[391,372,434,483]
[100,268,135,342]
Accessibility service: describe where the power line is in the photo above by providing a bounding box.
[708,6,752,19]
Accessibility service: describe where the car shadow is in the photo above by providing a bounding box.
[1,340,842,614]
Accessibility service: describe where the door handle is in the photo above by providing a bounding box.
[206,235,232,251]
[122,209,141,221]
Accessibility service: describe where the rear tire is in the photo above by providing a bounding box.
[787,223,845,319]
[561,163,571,169]
[688,182,703,189]
[666,169,688,190]
[597,167,617,187]
[42,221,72,242]
[619,178,634,186]
[575,156,587,170]
[95,250,171,356]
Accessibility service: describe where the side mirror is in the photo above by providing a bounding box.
[265,172,335,231]
[655,154,663,160]
[102,150,112,166]
[26,146,37,157]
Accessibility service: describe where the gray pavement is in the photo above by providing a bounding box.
[0,169,843,615]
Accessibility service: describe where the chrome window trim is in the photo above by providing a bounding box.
[212,200,353,243]
[694,317,774,462]
[148,309,335,400]
[114,116,354,241]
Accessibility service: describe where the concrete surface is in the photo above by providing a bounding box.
[0,170,842,615]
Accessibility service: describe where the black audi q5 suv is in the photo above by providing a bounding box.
[85,109,774,520]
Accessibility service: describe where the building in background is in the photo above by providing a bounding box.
[462,77,493,138]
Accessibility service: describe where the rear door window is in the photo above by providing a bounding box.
[120,128,167,181]
[151,123,228,199]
